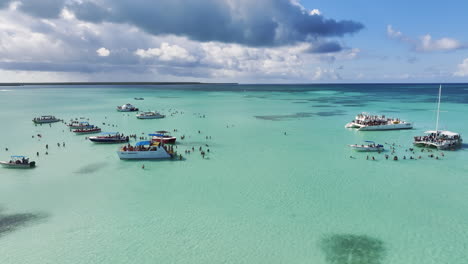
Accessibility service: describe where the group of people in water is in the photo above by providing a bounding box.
[351,144,445,161]
[353,114,400,126]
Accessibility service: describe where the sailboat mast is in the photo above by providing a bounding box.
[435,84,442,133]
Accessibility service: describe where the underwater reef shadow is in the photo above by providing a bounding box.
[319,233,386,264]
[74,161,109,174]
[0,208,49,238]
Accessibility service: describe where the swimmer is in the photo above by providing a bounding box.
[142,164,145,169]
[46,144,48,149]
[393,156,398,161]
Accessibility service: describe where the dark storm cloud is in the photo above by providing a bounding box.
[2,0,363,49]
[19,0,65,18]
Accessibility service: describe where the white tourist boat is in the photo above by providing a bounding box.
[349,141,384,152]
[136,111,165,119]
[117,141,173,160]
[413,85,462,150]
[345,112,412,131]
[0,156,36,168]
[32,115,61,124]
[116,103,139,112]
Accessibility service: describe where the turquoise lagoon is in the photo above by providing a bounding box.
[0,84,467,263]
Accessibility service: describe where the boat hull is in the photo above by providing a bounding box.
[137,115,165,119]
[89,137,129,143]
[117,149,172,160]
[153,138,176,144]
[349,146,384,152]
[74,129,102,134]
[117,108,139,112]
[33,119,60,124]
[356,123,413,131]
[0,161,35,168]
[413,140,462,150]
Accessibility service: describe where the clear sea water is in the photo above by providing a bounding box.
[0,84,467,264]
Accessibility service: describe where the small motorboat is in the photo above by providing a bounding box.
[136,111,165,119]
[134,97,144,100]
[149,131,176,144]
[67,121,93,129]
[349,141,384,152]
[89,132,130,143]
[32,115,61,124]
[117,103,139,112]
[73,126,102,134]
[0,156,36,168]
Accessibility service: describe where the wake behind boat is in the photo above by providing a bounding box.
[413,85,462,150]
[33,115,61,124]
[349,141,384,152]
[345,112,412,131]
[89,132,129,143]
[117,141,174,160]
[0,156,36,168]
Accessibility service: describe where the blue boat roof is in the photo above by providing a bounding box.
[100,132,118,135]
[80,121,89,124]
[364,141,375,143]
[11,155,26,158]
[135,140,151,146]
[148,133,164,137]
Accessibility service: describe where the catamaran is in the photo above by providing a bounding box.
[413,85,462,150]
[345,113,412,131]
[33,115,61,124]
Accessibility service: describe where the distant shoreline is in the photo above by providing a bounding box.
[0,82,238,86]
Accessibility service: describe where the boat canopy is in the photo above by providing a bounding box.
[424,130,460,136]
[99,132,118,135]
[80,121,89,124]
[11,155,26,158]
[148,133,165,137]
[364,141,375,143]
[135,141,151,146]
[155,130,169,133]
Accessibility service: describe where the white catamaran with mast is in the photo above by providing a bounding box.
[413,85,462,150]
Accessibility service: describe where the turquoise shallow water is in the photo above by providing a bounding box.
[0,84,467,263]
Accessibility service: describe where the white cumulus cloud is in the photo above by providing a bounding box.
[454,58,468,77]
[96,47,110,56]
[387,24,465,52]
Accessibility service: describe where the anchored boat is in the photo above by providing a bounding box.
[0,156,36,168]
[67,121,93,129]
[349,141,384,152]
[345,113,412,131]
[117,103,139,112]
[136,111,165,119]
[73,126,102,134]
[33,115,61,124]
[413,85,462,150]
[149,131,176,144]
[89,132,130,143]
[117,141,174,160]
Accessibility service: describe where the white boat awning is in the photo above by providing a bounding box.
[424,130,460,136]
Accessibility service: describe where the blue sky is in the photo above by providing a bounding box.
[0,0,467,83]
